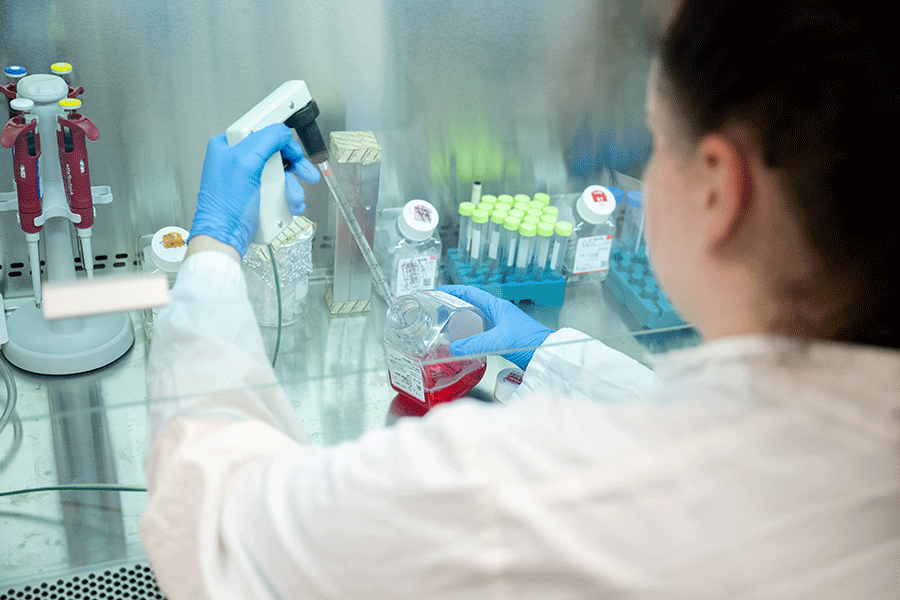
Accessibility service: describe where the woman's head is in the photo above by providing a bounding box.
[644,0,897,347]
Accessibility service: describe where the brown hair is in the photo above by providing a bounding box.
[654,0,898,348]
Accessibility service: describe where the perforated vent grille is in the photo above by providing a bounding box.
[1,563,166,600]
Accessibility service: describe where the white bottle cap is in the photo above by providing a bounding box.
[576,185,616,224]
[398,199,439,241]
[493,367,525,404]
[10,98,34,112]
[149,226,189,272]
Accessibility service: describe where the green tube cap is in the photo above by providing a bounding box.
[458,201,475,216]
[555,221,573,236]
[491,210,508,224]
[520,222,538,237]
[533,192,551,206]
[537,221,555,237]
[503,216,522,231]
[472,209,491,224]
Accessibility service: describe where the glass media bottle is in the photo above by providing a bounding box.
[384,290,487,410]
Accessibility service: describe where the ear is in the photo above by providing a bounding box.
[695,131,753,250]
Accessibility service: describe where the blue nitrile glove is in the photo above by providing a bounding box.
[437,285,553,371]
[189,123,321,257]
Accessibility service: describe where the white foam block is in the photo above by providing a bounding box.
[42,273,170,320]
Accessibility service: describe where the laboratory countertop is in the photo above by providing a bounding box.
[0,271,698,588]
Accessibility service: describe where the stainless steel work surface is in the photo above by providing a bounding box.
[1,274,698,586]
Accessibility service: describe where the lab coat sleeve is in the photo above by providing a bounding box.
[512,327,660,402]
[144,250,307,448]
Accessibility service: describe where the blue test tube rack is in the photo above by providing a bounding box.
[604,243,686,330]
[445,248,566,306]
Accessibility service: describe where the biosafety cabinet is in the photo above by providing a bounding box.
[0,1,697,594]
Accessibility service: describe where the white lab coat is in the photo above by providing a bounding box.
[142,251,900,600]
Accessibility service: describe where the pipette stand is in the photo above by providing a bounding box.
[325,132,381,315]
[0,72,133,375]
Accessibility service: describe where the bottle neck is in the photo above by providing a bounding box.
[387,295,431,341]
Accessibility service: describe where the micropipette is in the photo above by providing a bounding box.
[226,80,395,304]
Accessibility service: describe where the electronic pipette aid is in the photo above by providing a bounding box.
[226,80,395,304]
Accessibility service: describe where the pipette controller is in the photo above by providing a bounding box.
[225,80,394,304]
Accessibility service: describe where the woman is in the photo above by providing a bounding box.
[142,1,898,598]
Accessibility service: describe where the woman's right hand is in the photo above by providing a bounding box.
[436,285,553,371]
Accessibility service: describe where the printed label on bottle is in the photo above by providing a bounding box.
[385,344,425,401]
[395,255,438,297]
[572,235,613,274]
[426,290,475,309]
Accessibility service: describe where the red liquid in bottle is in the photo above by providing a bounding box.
[389,345,487,411]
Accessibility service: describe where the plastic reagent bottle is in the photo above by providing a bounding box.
[515,221,537,281]
[141,226,189,341]
[377,199,442,297]
[500,216,521,282]
[384,290,488,409]
[564,185,616,283]
[469,208,491,274]
[621,190,645,253]
[548,220,573,280]
[531,220,555,280]
[457,201,475,257]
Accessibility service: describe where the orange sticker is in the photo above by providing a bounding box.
[161,232,185,249]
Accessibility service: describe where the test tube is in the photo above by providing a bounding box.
[548,221,573,280]
[470,181,483,205]
[514,194,531,205]
[515,222,537,281]
[497,194,515,206]
[484,209,508,279]
[500,216,521,282]
[533,192,551,207]
[469,208,491,274]
[621,190,645,253]
[531,221,555,280]
[457,201,475,257]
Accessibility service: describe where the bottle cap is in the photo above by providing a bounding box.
[537,221,555,237]
[555,221,574,237]
[497,194,515,205]
[626,190,645,208]
[508,209,526,220]
[576,185,616,224]
[59,98,82,111]
[10,98,34,112]
[533,192,551,206]
[493,367,525,403]
[528,200,543,210]
[471,208,490,224]
[513,201,531,212]
[458,201,475,216]
[478,194,498,206]
[51,62,73,75]
[149,226,189,272]
[514,194,531,204]
[494,202,513,213]
[607,186,624,206]
[503,216,522,231]
[491,210,508,225]
[398,199,440,241]
[4,65,27,79]
[526,208,543,218]
[542,205,559,217]
[523,215,540,225]
[520,222,537,237]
